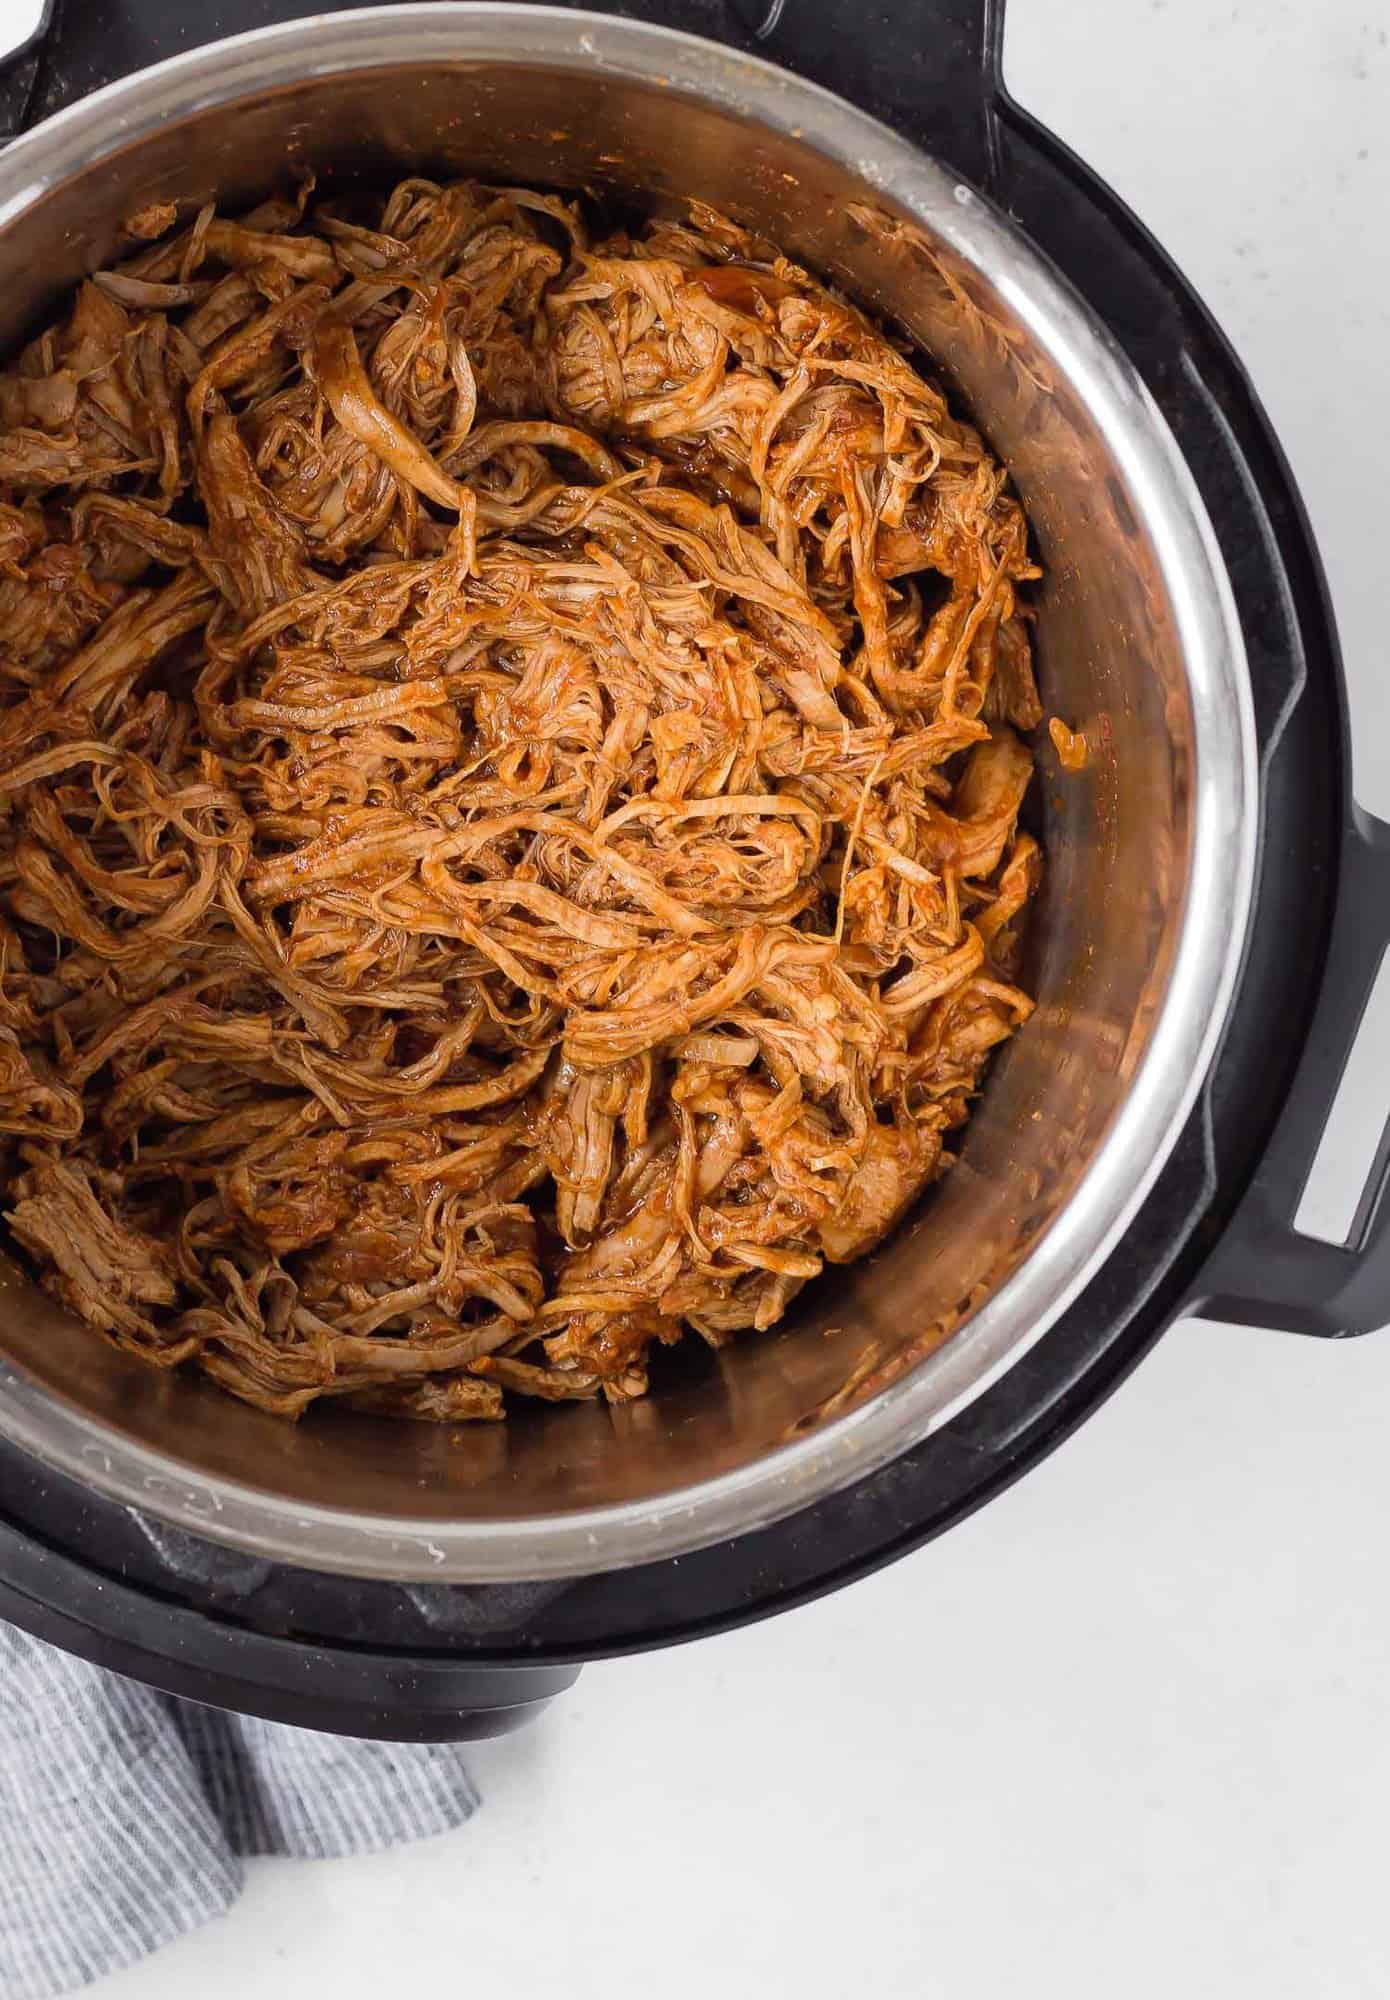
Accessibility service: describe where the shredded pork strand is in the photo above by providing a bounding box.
[0,178,1041,1421]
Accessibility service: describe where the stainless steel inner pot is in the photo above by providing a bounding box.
[0,5,1256,1580]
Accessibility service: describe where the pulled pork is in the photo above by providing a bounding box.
[0,177,1041,1420]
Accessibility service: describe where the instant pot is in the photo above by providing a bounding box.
[0,0,1385,1740]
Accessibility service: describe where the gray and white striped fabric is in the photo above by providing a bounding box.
[0,1623,480,1999]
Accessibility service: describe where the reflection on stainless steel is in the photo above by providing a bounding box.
[0,6,1255,1580]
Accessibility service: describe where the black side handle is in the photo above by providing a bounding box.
[1,0,1003,187]
[723,0,1001,189]
[1193,805,1390,1337]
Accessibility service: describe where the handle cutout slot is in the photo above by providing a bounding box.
[1295,944,1390,1245]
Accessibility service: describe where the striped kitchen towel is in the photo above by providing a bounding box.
[0,1623,480,1999]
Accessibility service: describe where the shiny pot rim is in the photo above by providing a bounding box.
[0,4,1258,1580]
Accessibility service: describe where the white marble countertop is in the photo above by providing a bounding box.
[11,2,1390,1994]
